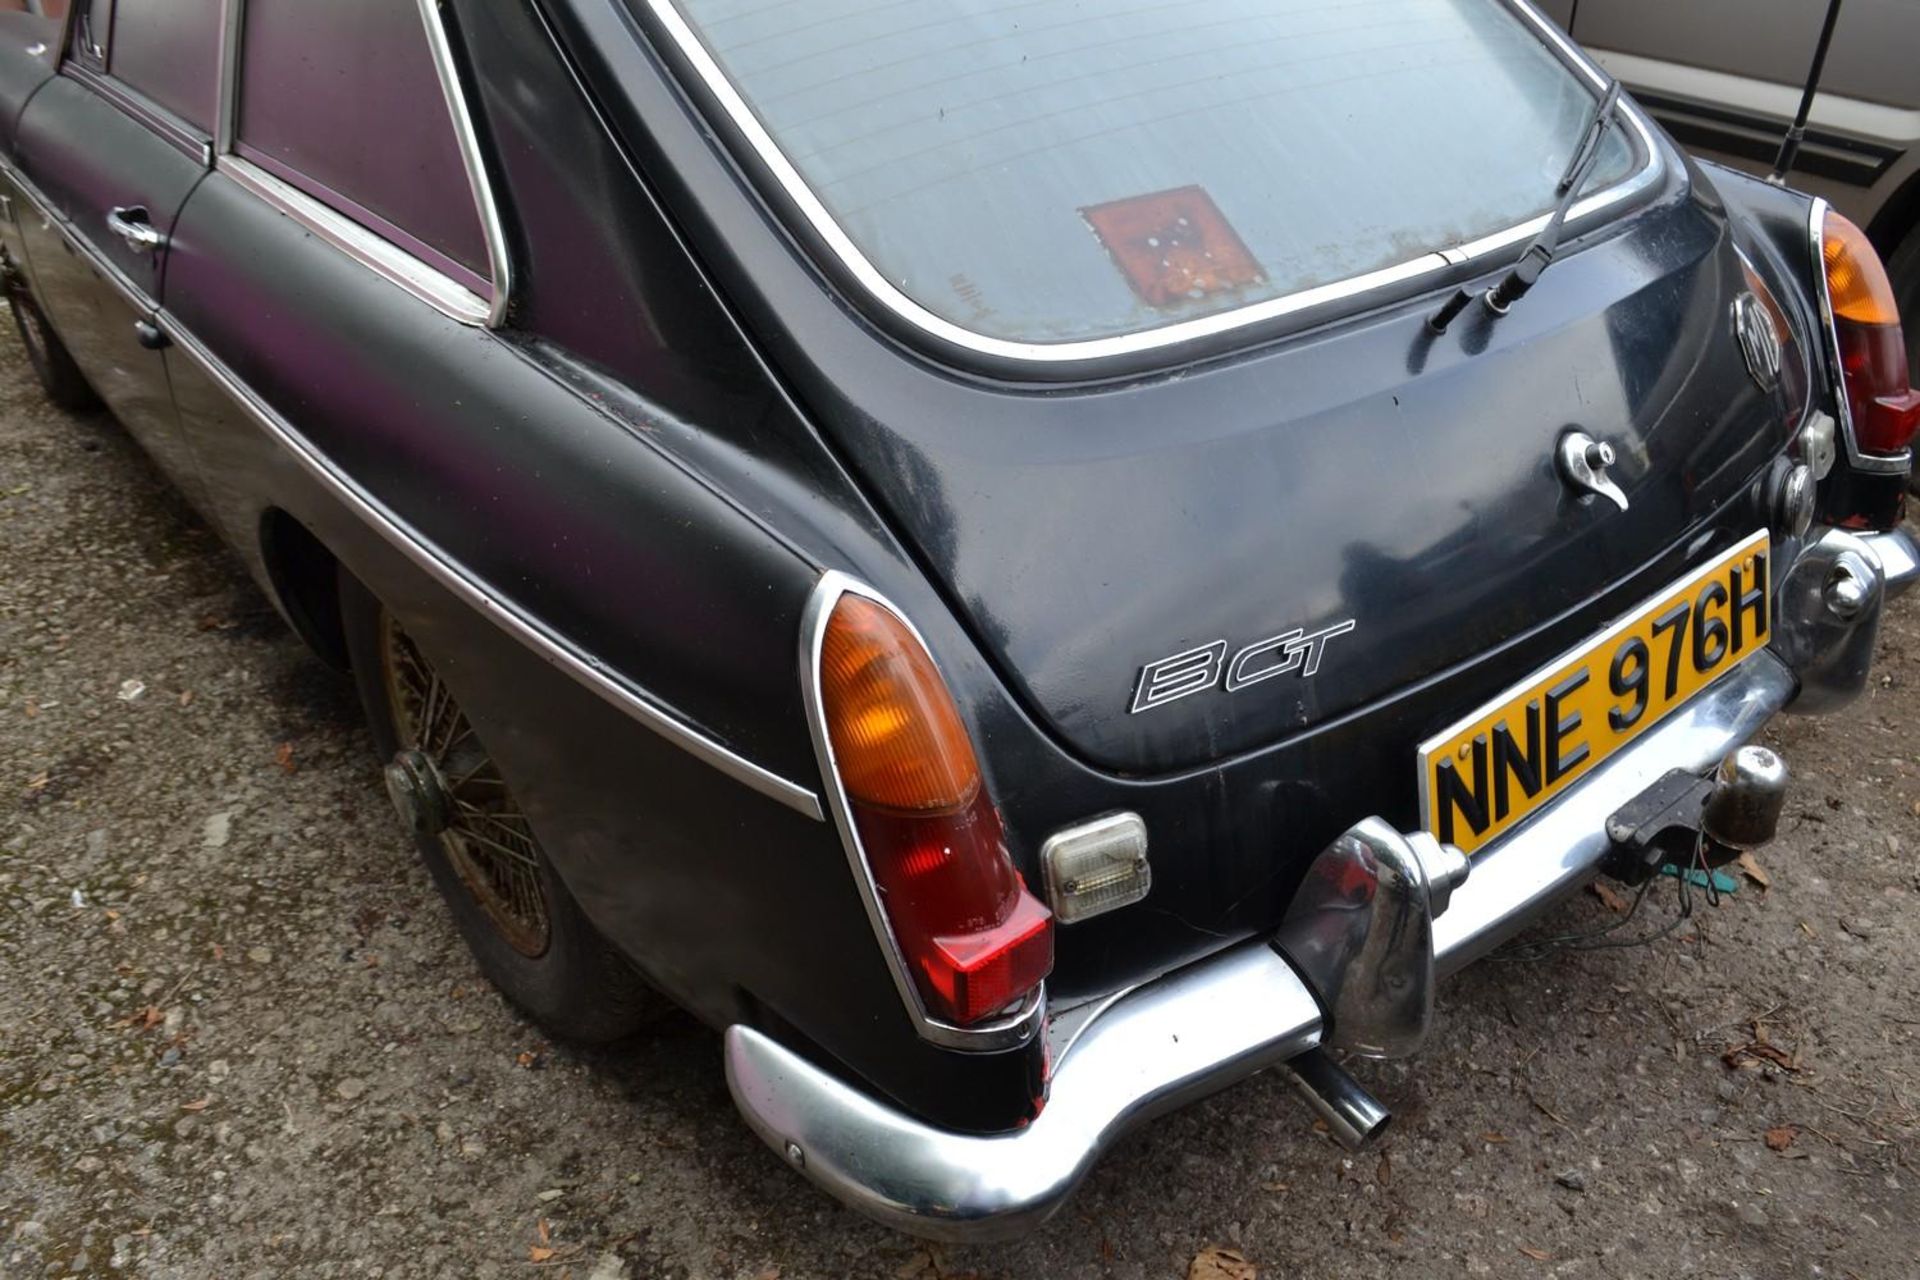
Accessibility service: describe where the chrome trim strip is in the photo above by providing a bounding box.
[214,0,242,157]
[217,154,491,328]
[151,311,826,821]
[61,64,210,165]
[638,0,1666,366]
[416,0,512,328]
[1806,196,1911,474]
[799,571,1045,1051]
[725,940,1321,1241]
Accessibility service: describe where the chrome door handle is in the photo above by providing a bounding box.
[105,205,166,254]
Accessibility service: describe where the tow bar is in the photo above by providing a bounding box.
[1601,745,1789,884]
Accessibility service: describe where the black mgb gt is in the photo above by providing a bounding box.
[3,0,1917,1241]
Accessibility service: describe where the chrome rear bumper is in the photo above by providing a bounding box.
[728,526,1918,1241]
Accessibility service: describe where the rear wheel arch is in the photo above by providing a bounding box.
[257,507,349,671]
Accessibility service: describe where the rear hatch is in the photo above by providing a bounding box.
[649,0,1794,773]
[834,196,1790,777]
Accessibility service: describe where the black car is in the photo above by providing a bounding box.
[1,0,1915,1241]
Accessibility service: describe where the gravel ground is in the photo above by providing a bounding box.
[3,325,1919,1280]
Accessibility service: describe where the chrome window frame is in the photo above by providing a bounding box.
[800,571,1047,1052]
[638,0,1670,367]
[61,62,213,167]
[210,0,512,329]
[1805,195,1910,475]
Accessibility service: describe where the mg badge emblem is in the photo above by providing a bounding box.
[1732,291,1781,392]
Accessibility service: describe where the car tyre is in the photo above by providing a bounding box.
[5,272,99,412]
[339,567,664,1043]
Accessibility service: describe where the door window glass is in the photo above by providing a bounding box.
[109,0,221,130]
[235,0,490,290]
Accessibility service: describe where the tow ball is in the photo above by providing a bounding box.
[1601,745,1789,884]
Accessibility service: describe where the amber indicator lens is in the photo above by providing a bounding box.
[1823,213,1903,326]
[1820,211,1920,461]
[819,594,980,812]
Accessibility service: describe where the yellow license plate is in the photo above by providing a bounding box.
[1419,530,1771,855]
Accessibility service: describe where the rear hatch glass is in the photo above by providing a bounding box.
[643,0,1638,348]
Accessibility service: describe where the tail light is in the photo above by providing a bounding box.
[1818,209,1920,459]
[813,589,1052,1029]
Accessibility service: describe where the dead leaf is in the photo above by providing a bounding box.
[1589,880,1630,913]
[103,909,120,922]
[1518,1247,1553,1262]
[178,689,194,707]
[23,701,37,718]
[1764,1125,1798,1152]
[516,1051,536,1068]
[181,1097,211,1112]
[274,742,296,774]
[1260,1181,1290,1193]
[528,1246,555,1264]
[1722,1039,1801,1073]
[1188,1245,1256,1280]
[1376,1153,1391,1185]
[536,1219,551,1246]
[1735,852,1772,891]
[1481,1131,1509,1144]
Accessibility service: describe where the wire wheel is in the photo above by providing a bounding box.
[378,610,551,958]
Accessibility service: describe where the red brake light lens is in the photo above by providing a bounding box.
[1821,211,1920,457]
[818,594,1053,1027]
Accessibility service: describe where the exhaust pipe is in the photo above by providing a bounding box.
[1284,1049,1391,1151]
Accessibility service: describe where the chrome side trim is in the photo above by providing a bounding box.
[799,571,1045,1051]
[416,0,512,328]
[150,314,824,820]
[638,0,1666,366]
[725,940,1322,1241]
[1806,196,1911,474]
[214,0,241,156]
[217,154,491,328]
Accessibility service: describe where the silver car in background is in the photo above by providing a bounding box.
[1542,0,1919,364]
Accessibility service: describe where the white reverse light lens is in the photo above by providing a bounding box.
[1041,812,1152,924]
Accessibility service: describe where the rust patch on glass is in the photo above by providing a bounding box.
[1081,185,1265,309]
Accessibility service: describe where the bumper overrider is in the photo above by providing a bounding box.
[726,527,1919,1241]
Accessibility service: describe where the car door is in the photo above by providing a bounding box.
[13,0,221,505]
